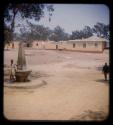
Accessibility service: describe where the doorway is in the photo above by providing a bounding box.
[56,45,58,49]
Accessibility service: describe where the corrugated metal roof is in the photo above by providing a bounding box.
[68,36,107,42]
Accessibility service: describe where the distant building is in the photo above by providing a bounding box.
[9,36,108,53]
[41,36,107,53]
[104,39,109,49]
[32,41,46,49]
[23,41,33,47]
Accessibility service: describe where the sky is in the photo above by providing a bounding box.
[15,4,109,34]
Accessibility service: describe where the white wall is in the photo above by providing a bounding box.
[30,40,105,53]
[44,41,104,52]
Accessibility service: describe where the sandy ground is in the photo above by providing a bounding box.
[4,48,109,121]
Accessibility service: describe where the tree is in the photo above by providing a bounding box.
[70,30,82,40]
[13,33,22,41]
[25,21,52,41]
[4,25,13,44]
[82,26,93,38]
[4,4,54,43]
[92,22,109,39]
[103,24,109,40]
[70,26,93,40]
[18,24,70,42]
[18,21,52,42]
[49,26,69,42]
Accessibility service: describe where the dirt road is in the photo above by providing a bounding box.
[4,49,109,120]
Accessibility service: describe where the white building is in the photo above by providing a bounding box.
[42,36,107,53]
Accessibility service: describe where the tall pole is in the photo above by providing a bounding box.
[17,42,26,70]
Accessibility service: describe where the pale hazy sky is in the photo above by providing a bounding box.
[15,4,109,34]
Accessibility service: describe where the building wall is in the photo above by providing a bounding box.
[4,41,20,50]
[45,42,59,49]
[8,40,105,53]
[44,41,105,53]
[32,41,46,49]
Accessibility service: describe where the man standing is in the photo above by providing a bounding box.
[102,62,109,81]
[10,59,16,82]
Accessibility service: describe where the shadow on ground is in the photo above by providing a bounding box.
[95,79,109,84]
[70,110,108,121]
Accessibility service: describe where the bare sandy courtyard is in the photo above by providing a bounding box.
[4,48,109,121]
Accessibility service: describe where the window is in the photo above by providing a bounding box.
[95,43,98,47]
[83,43,86,48]
[27,43,30,47]
[73,43,75,48]
[56,45,58,49]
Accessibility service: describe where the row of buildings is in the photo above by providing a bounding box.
[5,36,109,53]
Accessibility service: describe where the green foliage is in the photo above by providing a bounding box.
[14,22,109,42]
[49,26,69,42]
[93,22,109,39]
[15,24,69,42]
[4,4,54,43]
[70,26,93,40]
[4,25,13,44]
[70,23,109,40]
[5,4,42,29]
[19,22,52,42]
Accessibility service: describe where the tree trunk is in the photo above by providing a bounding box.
[11,8,18,32]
